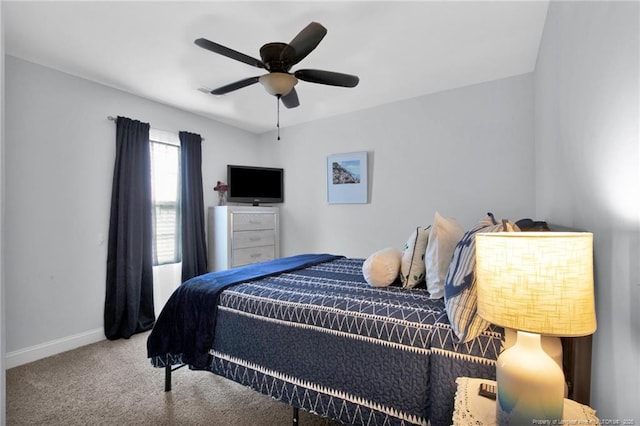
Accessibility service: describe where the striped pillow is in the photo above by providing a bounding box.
[444,214,518,342]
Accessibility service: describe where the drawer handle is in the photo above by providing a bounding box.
[249,220,261,225]
[249,237,261,242]
[250,253,263,259]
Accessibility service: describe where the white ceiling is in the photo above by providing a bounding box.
[4,1,549,134]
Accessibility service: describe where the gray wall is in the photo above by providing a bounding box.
[4,56,259,357]
[258,74,536,258]
[1,2,6,423]
[534,1,640,419]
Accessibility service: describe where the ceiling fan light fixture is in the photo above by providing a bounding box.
[259,73,298,96]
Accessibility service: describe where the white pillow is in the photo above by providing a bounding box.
[400,226,431,288]
[425,212,464,299]
[362,247,403,287]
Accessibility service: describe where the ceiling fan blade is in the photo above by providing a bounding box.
[281,22,327,65]
[195,38,265,69]
[210,76,260,95]
[294,69,359,88]
[281,88,300,108]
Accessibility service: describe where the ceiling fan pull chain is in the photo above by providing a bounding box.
[276,95,281,140]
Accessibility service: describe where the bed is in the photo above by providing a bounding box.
[147,250,592,426]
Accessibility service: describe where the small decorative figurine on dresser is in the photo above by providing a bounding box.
[214,181,228,206]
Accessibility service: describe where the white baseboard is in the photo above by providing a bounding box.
[5,328,105,369]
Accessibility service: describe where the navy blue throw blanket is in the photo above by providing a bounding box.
[147,253,344,369]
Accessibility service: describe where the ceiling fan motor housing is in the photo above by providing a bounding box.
[260,42,293,72]
[258,42,298,96]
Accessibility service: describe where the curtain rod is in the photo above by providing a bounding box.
[107,116,205,141]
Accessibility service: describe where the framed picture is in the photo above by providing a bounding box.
[327,151,368,204]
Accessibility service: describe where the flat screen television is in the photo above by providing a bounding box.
[227,164,284,205]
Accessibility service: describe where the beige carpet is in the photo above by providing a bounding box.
[7,331,341,425]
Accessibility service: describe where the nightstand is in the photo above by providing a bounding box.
[453,377,598,425]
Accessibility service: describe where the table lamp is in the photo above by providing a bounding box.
[475,232,596,424]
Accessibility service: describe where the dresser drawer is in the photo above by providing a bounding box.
[232,245,276,267]
[232,212,276,231]
[233,229,275,249]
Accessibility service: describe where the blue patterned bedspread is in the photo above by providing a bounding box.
[147,253,344,369]
[204,257,503,426]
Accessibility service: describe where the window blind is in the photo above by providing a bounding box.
[149,129,181,265]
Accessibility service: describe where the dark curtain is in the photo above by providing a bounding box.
[179,131,208,282]
[105,116,155,340]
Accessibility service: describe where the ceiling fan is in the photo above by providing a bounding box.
[195,22,359,138]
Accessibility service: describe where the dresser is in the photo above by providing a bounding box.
[208,206,280,271]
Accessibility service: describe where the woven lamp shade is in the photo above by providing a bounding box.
[476,232,596,337]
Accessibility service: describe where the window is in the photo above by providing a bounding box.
[149,129,181,265]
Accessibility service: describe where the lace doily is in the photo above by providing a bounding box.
[452,377,598,425]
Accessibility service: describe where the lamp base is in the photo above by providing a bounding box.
[496,331,565,425]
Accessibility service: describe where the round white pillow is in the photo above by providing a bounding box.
[362,247,403,287]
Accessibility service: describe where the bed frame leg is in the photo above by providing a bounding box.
[292,407,299,425]
[163,363,187,392]
[164,365,172,392]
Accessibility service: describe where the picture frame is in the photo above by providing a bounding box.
[326,151,368,204]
